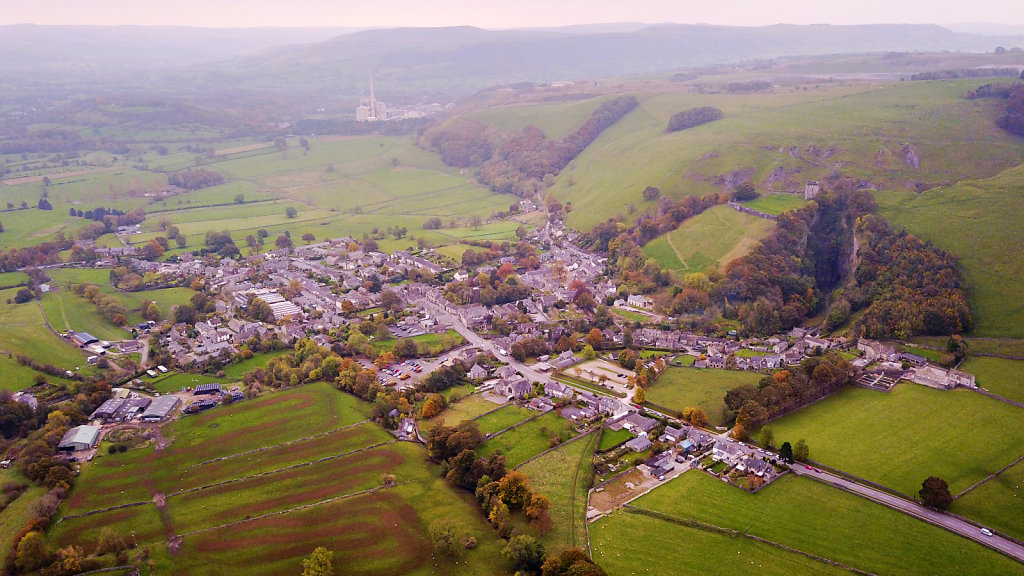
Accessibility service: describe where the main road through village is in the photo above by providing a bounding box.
[422,296,1024,565]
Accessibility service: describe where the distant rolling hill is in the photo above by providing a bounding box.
[191,23,1024,99]
[2,22,1021,102]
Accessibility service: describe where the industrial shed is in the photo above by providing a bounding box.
[193,383,222,396]
[90,398,126,420]
[58,425,101,452]
[140,395,181,422]
[71,332,99,347]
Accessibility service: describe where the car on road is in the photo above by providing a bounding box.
[814,468,822,473]
[981,528,994,537]
[805,465,813,470]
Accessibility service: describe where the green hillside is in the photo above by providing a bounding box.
[643,204,774,274]
[536,80,1024,231]
[879,163,1024,337]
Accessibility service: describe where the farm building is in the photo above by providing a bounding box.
[71,332,99,347]
[58,425,101,452]
[90,398,126,420]
[140,395,181,422]
[625,436,652,452]
[194,383,222,396]
[114,397,152,421]
[186,398,218,413]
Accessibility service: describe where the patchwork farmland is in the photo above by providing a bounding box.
[51,384,509,575]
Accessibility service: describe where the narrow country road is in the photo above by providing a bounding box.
[791,466,1024,563]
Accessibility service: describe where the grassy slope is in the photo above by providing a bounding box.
[878,163,1024,337]
[518,430,599,553]
[764,384,1024,496]
[539,81,1024,231]
[477,411,575,467]
[646,367,761,426]
[0,287,86,369]
[626,472,1021,576]
[467,97,610,141]
[643,204,774,273]
[0,469,45,562]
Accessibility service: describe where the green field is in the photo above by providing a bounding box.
[0,354,77,392]
[960,356,1024,403]
[221,350,294,379]
[613,471,1021,576]
[592,509,850,576]
[643,205,774,273]
[52,383,509,576]
[0,271,28,287]
[478,411,576,467]
[646,367,761,426]
[610,307,647,323]
[764,384,1024,496]
[147,372,235,394]
[879,163,1024,337]
[741,193,806,215]
[518,430,599,552]
[541,81,1024,231]
[429,394,499,427]
[597,428,634,452]
[0,287,87,369]
[474,404,535,435]
[953,459,1024,542]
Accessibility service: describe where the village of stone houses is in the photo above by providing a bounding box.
[6,193,1020,576]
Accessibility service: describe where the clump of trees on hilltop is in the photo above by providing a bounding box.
[167,168,225,190]
[424,95,639,198]
[666,106,724,133]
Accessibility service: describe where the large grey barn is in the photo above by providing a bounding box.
[140,395,181,422]
[58,425,101,452]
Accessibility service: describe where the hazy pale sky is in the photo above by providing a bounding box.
[3,0,1023,28]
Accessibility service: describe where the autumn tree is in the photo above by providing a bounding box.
[301,546,335,576]
[919,476,953,509]
[731,422,748,442]
[633,386,647,404]
[421,394,445,419]
[585,327,604,349]
[686,407,709,428]
[15,531,52,573]
[526,493,553,534]
[498,470,532,509]
[541,548,607,576]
